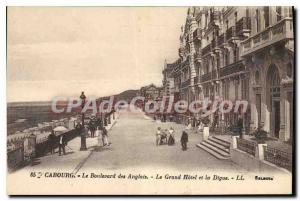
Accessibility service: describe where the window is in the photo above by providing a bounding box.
[264,7,270,28]
[286,62,293,78]
[224,50,230,66]
[276,7,282,21]
[235,80,238,99]
[243,77,249,100]
[255,70,260,84]
[216,56,220,68]
[234,12,238,23]
[289,7,293,17]
[246,8,250,18]
[233,46,239,62]
[256,9,260,32]
[226,20,229,30]
[225,81,229,99]
[205,87,209,97]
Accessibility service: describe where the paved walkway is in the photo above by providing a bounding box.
[78,109,244,172]
[9,113,120,174]
[8,108,292,195]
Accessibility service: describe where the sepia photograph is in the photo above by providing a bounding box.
[6,6,295,195]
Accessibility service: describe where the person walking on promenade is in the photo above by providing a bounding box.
[102,127,111,146]
[48,130,56,154]
[180,129,189,151]
[58,134,67,156]
[237,115,243,139]
[168,127,175,146]
[96,126,102,146]
[89,115,97,138]
[156,127,162,146]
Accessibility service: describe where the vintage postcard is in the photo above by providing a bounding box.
[7,6,294,195]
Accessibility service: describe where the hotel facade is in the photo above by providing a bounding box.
[162,6,294,142]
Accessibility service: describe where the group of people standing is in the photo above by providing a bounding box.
[156,127,175,146]
[155,127,189,151]
[95,126,111,147]
[48,131,68,156]
[47,117,112,156]
[82,123,111,147]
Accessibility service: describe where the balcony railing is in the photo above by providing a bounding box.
[180,79,190,88]
[237,138,256,156]
[201,72,212,82]
[194,51,202,62]
[241,18,293,56]
[236,17,251,36]
[263,146,292,171]
[226,26,237,41]
[202,44,212,56]
[220,60,245,77]
[194,77,199,85]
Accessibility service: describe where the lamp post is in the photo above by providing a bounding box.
[80,91,87,151]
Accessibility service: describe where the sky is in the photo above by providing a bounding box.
[7,7,187,102]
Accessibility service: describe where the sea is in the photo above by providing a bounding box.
[7,101,78,135]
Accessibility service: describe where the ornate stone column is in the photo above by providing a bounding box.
[279,84,286,141]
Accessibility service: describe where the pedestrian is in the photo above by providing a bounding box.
[168,127,175,146]
[180,129,189,151]
[163,114,167,122]
[89,116,96,138]
[102,127,111,146]
[48,130,56,154]
[186,122,192,130]
[160,129,168,144]
[237,115,243,139]
[197,120,203,133]
[96,126,102,146]
[58,134,67,156]
[156,127,161,146]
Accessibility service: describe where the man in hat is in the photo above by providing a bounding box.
[48,130,56,154]
[58,134,67,156]
[180,129,189,151]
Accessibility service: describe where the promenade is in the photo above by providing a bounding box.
[7,107,292,195]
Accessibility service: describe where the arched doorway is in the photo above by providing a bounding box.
[267,64,281,138]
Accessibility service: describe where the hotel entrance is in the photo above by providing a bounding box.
[268,64,281,138]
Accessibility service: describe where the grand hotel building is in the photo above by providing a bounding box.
[162,6,294,142]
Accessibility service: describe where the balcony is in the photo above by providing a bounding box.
[217,33,225,46]
[236,17,251,36]
[181,79,190,88]
[226,26,237,41]
[202,44,212,56]
[219,60,245,77]
[241,18,293,57]
[210,11,221,22]
[201,72,212,82]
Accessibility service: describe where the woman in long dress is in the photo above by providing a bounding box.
[102,127,111,146]
[156,127,161,146]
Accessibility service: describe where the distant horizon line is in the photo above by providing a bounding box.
[7,88,144,105]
